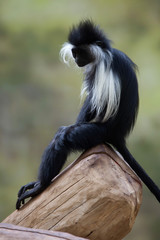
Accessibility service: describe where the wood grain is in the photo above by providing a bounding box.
[3,144,142,240]
[0,223,88,240]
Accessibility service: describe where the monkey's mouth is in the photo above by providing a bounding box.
[75,60,87,67]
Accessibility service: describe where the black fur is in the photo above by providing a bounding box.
[69,20,111,49]
[16,20,160,209]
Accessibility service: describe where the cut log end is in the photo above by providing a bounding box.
[2,144,142,240]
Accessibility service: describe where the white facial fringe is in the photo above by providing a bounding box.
[60,42,74,65]
[60,42,121,122]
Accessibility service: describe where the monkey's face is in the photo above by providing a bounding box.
[72,46,95,67]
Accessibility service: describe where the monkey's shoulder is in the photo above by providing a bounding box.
[111,48,137,71]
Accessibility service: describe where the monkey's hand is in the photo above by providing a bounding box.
[16,181,46,210]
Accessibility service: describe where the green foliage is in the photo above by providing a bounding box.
[0,1,160,239]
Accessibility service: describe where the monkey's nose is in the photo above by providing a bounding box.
[72,48,77,59]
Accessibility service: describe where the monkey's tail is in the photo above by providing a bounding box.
[116,144,160,203]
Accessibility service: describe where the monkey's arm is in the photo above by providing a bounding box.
[76,97,95,123]
[16,122,107,209]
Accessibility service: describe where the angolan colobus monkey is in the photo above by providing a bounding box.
[16,20,160,209]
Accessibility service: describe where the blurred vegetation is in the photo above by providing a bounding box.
[0,0,160,239]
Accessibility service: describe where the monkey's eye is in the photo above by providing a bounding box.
[96,41,105,48]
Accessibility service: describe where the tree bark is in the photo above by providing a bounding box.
[2,144,142,240]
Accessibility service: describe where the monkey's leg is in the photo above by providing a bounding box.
[16,126,68,209]
[38,122,107,187]
[18,181,37,198]
[16,182,46,209]
[16,123,107,209]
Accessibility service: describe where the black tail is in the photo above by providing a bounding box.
[116,144,160,203]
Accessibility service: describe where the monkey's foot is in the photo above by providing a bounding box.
[16,181,46,210]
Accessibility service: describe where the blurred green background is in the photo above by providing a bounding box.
[0,0,160,239]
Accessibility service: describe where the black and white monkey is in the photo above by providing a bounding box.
[16,20,160,209]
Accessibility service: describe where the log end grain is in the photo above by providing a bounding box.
[3,144,142,240]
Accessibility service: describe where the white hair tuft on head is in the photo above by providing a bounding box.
[60,42,74,65]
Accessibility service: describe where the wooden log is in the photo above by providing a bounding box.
[0,223,88,240]
[2,144,142,240]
